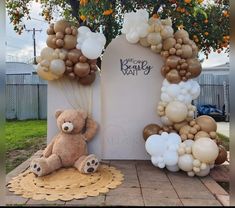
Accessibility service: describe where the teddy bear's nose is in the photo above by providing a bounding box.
[64,126,69,131]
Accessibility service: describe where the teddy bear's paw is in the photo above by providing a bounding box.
[30,159,48,177]
[82,155,99,174]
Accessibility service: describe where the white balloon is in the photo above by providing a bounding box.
[178,154,194,172]
[158,162,165,169]
[49,59,65,75]
[81,38,103,59]
[166,164,180,172]
[183,139,194,147]
[166,84,181,98]
[136,24,148,38]
[164,151,178,166]
[160,116,173,126]
[145,135,167,156]
[161,93,172,102]
[78,26,91,36]
[168,133,181,145]
[195,166,210,177]
[126,31,139,44]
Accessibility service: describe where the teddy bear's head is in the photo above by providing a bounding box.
[55,109,87,134]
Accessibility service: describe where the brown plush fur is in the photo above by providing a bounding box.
[30,109,99,177]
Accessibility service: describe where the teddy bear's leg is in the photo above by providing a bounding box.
[30,154,62,177]
[74,154,99,174]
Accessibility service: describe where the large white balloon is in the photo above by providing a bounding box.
[166,164,180,172]
[49,59,65,75]
[81,38,103,59]
[164,151,178,166]
[145,135,167,156]
[178,154,194,172]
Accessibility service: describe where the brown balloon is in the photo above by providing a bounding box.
[54,20,70,33]
[187,58,202,78]
[63,35,77,49]
[181,44,193,59]
[195,115,217,133]
[46,35,57,48]
[67,49,82,64]
[166,69,181,83]
[143,124,162,141]
[65,27,72,35]
[56,39,64,48]
[163,38,176,51]
[79,55,88,63]
[79,72,96,85]
[68,72,76,79]
[65,59,73,67]
[166,56,181,68]
[215,145,227,165]
[74,62,90,77]
[174,29,189,40]
[47,28,55,35]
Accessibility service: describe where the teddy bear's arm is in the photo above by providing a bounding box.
[43,135,58,158]
[82,117,98,142]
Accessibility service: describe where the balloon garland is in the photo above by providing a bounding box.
[122,9,227,177]
[37,20,106,86]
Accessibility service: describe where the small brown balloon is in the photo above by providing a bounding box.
[67,49,82,63]
[181,44,193,59]
[215,145,227,165]
[74,62,90,77]
[65,27,72,35]
[195,115,217,133]
[65,59,73,67]
[79,72,96,85]
[166,56,181,68]
[66,66,73,73]
[173,120,189,131]
[90,64,97,71]
[143,124,162,141]
[47,28,54,35]
[56,32,65,39]
[179,125,191,135]
[72,28,78,36]
[89,59,97,65]
[56,39,64,47]
[187,58,202,78]
[166,69,181,83]
[68,72,76,79]
[79,55,87,63]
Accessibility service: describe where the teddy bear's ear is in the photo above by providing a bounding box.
[55,109,63,119]
[77,109,87,119]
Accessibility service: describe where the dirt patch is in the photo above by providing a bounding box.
[6,137,47,173]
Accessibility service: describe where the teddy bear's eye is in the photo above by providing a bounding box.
[64,120,66,123]
[68,121,71,123]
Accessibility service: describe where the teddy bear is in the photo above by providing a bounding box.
[30,109,99,176]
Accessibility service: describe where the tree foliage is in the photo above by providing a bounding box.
[6,0,229,58]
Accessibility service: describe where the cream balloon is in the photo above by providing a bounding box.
[40,47,54,61]
[166,164,180,172]
[37,64,59,80]
[49,59,66,75]
[192,137,219,163]
[165,101,188,123]
[178,154,194,172]
[195,165,210,177]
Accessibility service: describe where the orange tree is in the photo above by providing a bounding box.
[6,0,229,58]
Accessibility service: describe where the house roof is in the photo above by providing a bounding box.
[203,62,229,71]
[6,62,37,75]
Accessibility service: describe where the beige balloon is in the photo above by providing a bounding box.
[147,32,162,45]
[46,35,57,49]
[49,59,66,75]
[63,35,77,49]
[139,37,151,47]
[192,137,219,163]
[178,154,194,172]
[165,101,188,123]
[40,47,55,61]
[163,37,176,50]
[181,44,193,59]
[54,19,70,33]
[174,29,189,40]
[37,64,59,80]
[160,26,174,40]
[194,131,210,140]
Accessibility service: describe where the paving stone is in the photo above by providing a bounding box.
[142,187,178,200]
[105,195,144,206]
[181,198,222,206]
[106,187,142,197]
[200,176,229,195]
[216,194,229,206]
[65,195,105,206]
[27,199,65,206]
[5,195,28,205]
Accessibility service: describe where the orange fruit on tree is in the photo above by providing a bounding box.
[204,32,209,36]
[184,0,191,3]
[204,19,208,23]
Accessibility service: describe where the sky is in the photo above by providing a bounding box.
[6,1,229,67]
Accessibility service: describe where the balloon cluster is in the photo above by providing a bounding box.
[37,20,106,85]
[122,9,227,177]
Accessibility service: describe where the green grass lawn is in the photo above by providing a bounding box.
[6,120,47,173]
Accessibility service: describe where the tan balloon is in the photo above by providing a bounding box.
[40,59,50,68]
[151,44,162,53]
[40,47,54,61]
[173,120,189,131]
[174,29,189,40]
[143,124,162,141]
[163,37,176,50]
[46,35,57,49]
[79,72,96,85]
[56,39,64,48]
[56,32,64,39]
[49,59,66,75]
[65,27,72,35]
[179,125,191,135]
[194,131,210,140]
[63,35,77,49]
[166,69,181,83]
[37,65,59,81]
[181,44,193,59]
[166,56,181,68]
[192,137,219,163]
[147,32,162,45]
[195,115,217,133]
[74,62,90,77]
[160,26,174,39]
[139,37,151,47]
[165,101,188,123]
[67,49,82,63]
[187,58,202,78]
[54,19,70,33]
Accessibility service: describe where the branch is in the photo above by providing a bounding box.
[151,0,164,16]
[67,0,84,25]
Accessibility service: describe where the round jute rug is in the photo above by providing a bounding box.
[7,164,124,201]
